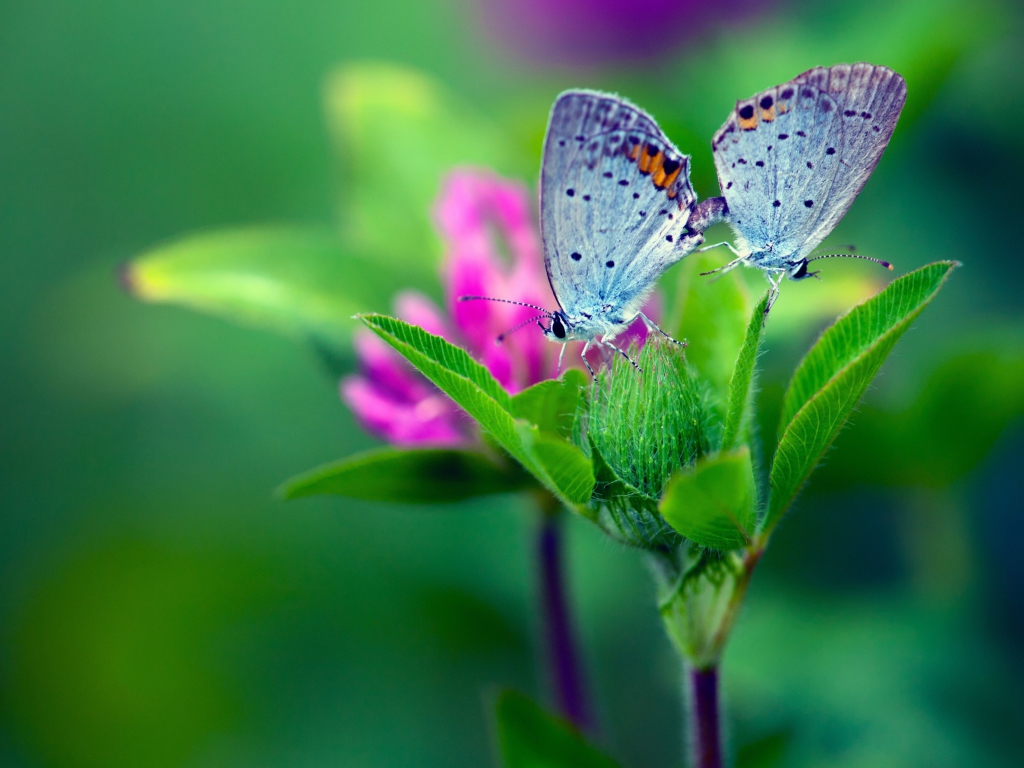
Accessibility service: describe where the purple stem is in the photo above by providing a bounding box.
[538,511,592,730]
[688,665,723,768]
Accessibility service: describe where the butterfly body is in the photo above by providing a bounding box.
[708,63,906,306]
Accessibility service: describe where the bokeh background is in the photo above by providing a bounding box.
[2,0,1023,766]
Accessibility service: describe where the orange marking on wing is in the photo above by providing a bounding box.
[629,143,642,161]
[662,166,682,188]
[777,103,789,114]
[738,113,759,130]
[648,150,665,175]
[652,168,667,187]
[760,105,776,122]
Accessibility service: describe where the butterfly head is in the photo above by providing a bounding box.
[542,311,571,341]
[787,259,820,282]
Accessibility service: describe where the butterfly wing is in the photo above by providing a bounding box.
[792,64,907,256]
[541,90,697,324]
[713,64,906,261]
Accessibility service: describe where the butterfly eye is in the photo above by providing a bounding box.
[552,316,567,339]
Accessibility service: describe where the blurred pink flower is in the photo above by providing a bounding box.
[341,169,656,447]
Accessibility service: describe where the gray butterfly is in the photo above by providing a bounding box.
[704,63,907,310]
[463,90,709,374]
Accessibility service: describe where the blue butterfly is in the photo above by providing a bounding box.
[702,63,906,311]
[463,90,715,374]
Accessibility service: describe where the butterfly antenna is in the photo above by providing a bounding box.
[459,295,551,312]
[805,253,893,270]
[496,314,550,343]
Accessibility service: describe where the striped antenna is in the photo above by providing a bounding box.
[459,295,552,313]
[805,253,893,270]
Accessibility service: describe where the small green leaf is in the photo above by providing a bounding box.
[124,226,423,350]
[721,292,770,452]
[494,689,622,768]
[510,370,588,439]
[324,63,524,260]
[279,448,533,503]
[667,252,752,411]
[765,261,959,534]
[358,314,593,510]
[517,425,595,508]
[660,448,757,550]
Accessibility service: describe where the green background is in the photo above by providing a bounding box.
[1,0,1022,765]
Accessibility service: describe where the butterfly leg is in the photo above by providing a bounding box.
[638,313,687,348]
[580,340,596,378]
[699,253,748,278]
[601,336,643,374]
[764,272,784,315]
[696,241,743,257]
[557,342,567,374]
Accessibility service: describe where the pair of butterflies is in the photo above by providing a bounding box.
[465,63,908,374]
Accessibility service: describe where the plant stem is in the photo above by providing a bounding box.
[687,664,723,768]
[537,508,592,730]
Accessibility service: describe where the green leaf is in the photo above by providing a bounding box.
[660,448,757,550]
[765,261,959,534]
[124,226,424,350]
[510,370,588,439]
[517,425,595,507]
[324,63,524,260]
[494,689,622,768]
[279,448,533,503]
[721,292,770,452]
[666,252,752,411]
[358,314,593,509]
